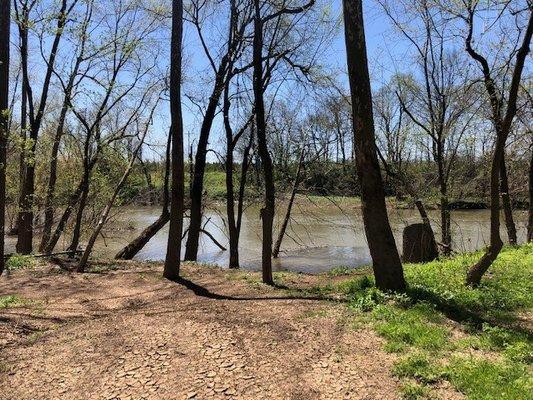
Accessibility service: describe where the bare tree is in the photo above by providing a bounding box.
[343,0,406,291]
[0,0,10,275]
[164,0,185,280]
[14,0,79,254]
[40,0,94,251]
[450,1,533,286]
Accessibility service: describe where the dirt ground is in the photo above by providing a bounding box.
[0,261,406,400]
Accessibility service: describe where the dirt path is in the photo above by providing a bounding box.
[0,263,401,400]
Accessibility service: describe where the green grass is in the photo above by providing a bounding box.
[446,356,532,400]
[399,381,430,399]
[5,254,36,271]
[335,244,533,399]
[0,295,28,309]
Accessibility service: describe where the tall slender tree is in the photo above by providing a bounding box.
[462,3,532,286]
[0,0,10,275]
[15,0,78,254]
[164,0,185,280]
[343,0,406,291]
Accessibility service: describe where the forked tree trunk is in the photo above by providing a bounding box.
[343,0,406,291]
[500,156,517,245]
[17,0,71,254]
[164,0,185,280]
[253,0,274,285]
[273,146,305,258]
[465,8,532,286]
[0,0,10,275]
[68,172,90,253]
[115,132,172,260]
[40,44,87,252]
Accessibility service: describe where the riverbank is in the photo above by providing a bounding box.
[0,245,531,399]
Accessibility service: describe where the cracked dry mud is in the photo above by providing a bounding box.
[1,263,403,399]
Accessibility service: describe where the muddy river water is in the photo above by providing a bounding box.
[6,202,529,274]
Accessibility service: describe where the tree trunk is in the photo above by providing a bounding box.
[40,100,69,252]
[78,111,153,272]
[40,50,85,252]
[465,6,532,285]
[184,62,231,263]
[466,134,505,285]
[17,0,70,254]
[116,131,172,260]
[0,0,10,275]
[527,148,533,242]
[164,0,185,280]
[273,147,305,258]
[343,0,406,291]
[68,172,90,254]
[500,156,517,245]
[43,179,85,254]
[253,0,274,285]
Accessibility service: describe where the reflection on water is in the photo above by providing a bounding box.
[5,204,528,274]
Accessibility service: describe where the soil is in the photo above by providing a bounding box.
[0,261,436,399]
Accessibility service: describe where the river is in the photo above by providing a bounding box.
[5,202,529,274]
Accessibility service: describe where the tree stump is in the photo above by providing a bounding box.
[402,223,438,263]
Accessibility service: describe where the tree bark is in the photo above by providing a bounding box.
[253,0,275,285]
[527,151,533,242]
[184,53,231,262]
[164,0,185,280]
[343,0,406,291]
[0,0,10,275]
[500,156,517,245]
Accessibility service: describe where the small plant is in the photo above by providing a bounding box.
[393,353,444,384]
[5,254,36,271]
[400,382,430,400]
[0,295,27,309]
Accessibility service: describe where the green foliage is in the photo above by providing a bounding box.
[446,356,532,400]
[6,255,36,271]
[393,353,444,384]
[373,304,449,351]
[399,382,430,400]
[0,295,28,309]
[405,244,533,319]
[332,245,533,400]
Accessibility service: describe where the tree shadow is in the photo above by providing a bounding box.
[171,276,338,302]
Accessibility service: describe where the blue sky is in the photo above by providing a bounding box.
[174,0,404,161]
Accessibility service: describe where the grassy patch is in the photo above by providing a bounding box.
[0,295,29,309]
[393,352,444,384]
[373,304,449,352]
[5,254,36,271]
[446,356,532,399]
[405,244,533,321]
[399,381,430,399]
[331,245,533,399]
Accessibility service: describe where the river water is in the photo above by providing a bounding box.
[5,202,528,274]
